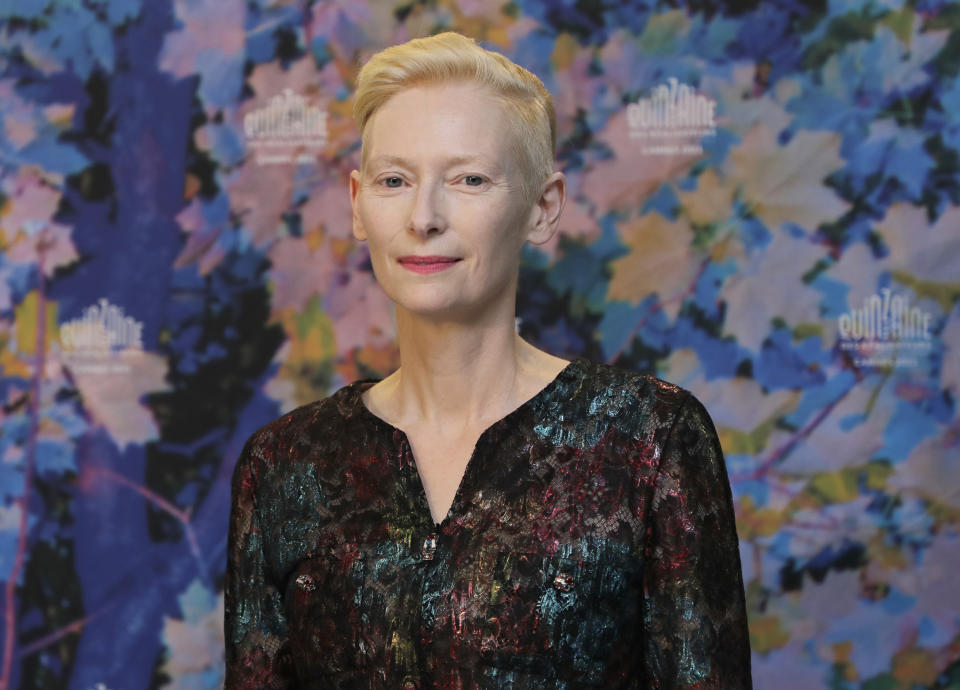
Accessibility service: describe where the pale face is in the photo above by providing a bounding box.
[349,81,554,323]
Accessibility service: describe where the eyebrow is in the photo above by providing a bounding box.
[367,154,505,174]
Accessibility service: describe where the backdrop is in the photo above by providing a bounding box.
[1,0,959,688]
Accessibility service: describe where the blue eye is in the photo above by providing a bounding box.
[383,176,403,188]
[464,175,485,186]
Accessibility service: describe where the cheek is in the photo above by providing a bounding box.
[364,247,394,294]
[365,236,392,277]
[493,206,531,251]
[357,202,401,248]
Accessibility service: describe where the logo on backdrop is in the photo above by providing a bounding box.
[59,298,144,374]
[627,78,716,156]
[837,288,934,369]
[244,88,328,165]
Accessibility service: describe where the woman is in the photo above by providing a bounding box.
[225,31,752,689]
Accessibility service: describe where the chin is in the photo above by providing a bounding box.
[394,295,471,319]
[401,302,463,318]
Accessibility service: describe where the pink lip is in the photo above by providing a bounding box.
[397,256,462,274]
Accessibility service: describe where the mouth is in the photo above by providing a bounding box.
[397,256,462,264]
[397,256,462,274]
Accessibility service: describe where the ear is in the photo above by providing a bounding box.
[525,171,566,246]
[349,169,367,242]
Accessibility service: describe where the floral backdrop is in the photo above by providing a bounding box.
[1,0,959,688]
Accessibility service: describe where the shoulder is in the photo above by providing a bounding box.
[535,357,700,452]
[575,357,695,427]
[231,381,362,483]
[574,362,731,496]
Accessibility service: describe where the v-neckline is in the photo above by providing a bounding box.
[351,357,585,529]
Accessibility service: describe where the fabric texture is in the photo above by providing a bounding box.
[224,356,752,688]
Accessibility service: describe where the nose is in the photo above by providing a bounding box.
[408,180,447,237]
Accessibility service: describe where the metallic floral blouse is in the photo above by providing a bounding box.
[224,356,752,689]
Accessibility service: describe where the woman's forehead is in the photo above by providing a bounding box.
[364,87,517,171]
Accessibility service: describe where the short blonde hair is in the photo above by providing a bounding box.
[352,31,557,208]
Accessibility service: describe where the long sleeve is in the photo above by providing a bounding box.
[641,391,752,688]
[224,436,295,689]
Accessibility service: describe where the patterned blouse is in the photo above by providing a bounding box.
[224,356,752,688]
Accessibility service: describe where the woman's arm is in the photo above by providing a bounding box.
[224,436,295,689]
[641,391,753,689]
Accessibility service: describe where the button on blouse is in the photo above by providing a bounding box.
[224,356,752,688]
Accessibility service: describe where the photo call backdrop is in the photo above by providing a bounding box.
[1,0,959,688]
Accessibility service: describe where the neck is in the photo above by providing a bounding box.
[377,307,563,437]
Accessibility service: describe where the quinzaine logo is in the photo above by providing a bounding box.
[60,298,144,374]
[627,78,716,156]
[244,88,328,165]
[837,288,934,369]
